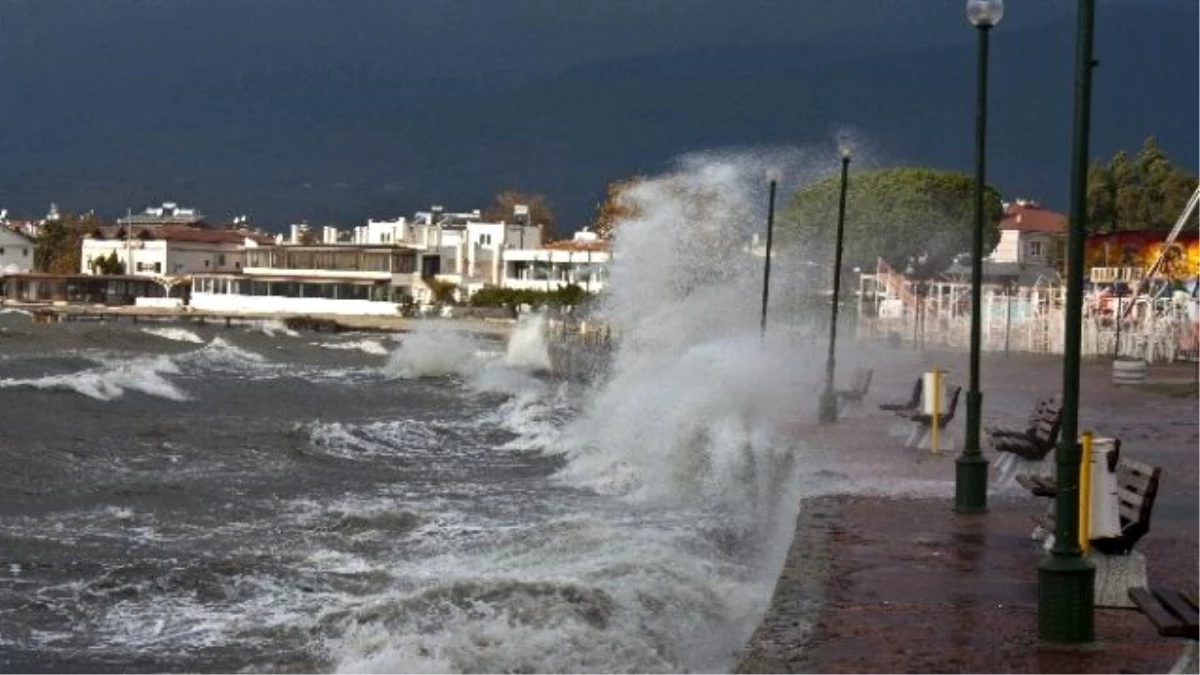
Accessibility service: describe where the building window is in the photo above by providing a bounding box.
[22,248,28,257]
[218,254,227,266]
[0,247,5,255]
[1028,241,1043,258]
[204,260,210,268]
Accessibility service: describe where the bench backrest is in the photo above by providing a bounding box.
[850,368,873,395]
[1116,458,1161,540]
[938,385,963,426]
[905,377,923,408]
[1032,400,1063,448]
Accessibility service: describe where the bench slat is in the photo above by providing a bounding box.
[1129,588,1187,636]
[1155,588,1200,631]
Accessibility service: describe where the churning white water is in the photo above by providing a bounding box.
[384,322,483,379]
[503,313,552,372]
[326,152,836,674]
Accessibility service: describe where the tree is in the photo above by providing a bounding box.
[778,167,1004,274]
[481,190,555,232]
[297,228,319,246]
[1086,137,1198,233]
[92,250,125,275]
[589,177,646,239]
[423,277,459,305]
[34,211,99,274]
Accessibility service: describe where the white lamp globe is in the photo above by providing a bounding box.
[966,0,1004,27]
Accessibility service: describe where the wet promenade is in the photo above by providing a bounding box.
[739,349,1198,673]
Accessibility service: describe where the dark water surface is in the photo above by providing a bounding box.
[0,313,798,673]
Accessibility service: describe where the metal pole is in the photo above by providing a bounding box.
[1113,291,1121,358]
[956,23,991,513]
[819,155,851,424]
[1039,0,1096,644]
[1005,286,1013,357]
[760,179,777,337]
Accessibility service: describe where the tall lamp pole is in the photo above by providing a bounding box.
[760,170,780,336]
[1039,0,1097,644]
[956,0,1002,514]
[818,147,852,424]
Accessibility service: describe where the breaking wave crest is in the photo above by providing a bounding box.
[141,327,205,344]
[315,339,391,356]
[0,355,189,401]
[383,324,482,379]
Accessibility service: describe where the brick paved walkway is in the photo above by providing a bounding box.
[738,347,1197,673]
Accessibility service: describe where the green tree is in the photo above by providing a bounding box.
[1086,137,1198,233]
[34,212,100,274]
[778,167,1004,274]
[91,251,125,275]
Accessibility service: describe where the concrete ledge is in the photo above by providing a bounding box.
[1093,550,1147,609]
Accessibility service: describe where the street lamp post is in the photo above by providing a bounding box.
[955,0,1002,514]
[1039,0,1097,644]
[760,170,780,337]
[818,148,852,425]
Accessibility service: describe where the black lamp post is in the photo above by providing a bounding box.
[1039,0,1097,644]
[955,0,1002,515]
[818,148,852,425]
[761,170,780,337]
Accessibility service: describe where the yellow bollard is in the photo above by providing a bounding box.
[930,365,941,455]
[1078,431,1093,553]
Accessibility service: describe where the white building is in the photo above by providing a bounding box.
[81,226,270,277]
[989,200,1066,266]
[502,230,610,292]
[353,217,408,245]
[189,244,437,316]
[0,226,35,274]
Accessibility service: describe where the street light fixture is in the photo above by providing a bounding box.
[818,145,852,425]
[761,168,781,337]
[955,0,1002,514]
[1039,0,1097,644]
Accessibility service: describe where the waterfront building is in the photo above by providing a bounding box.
[0,225,35,274]
[189,244,438,316]
[81,225,272,277]
[2,273,183,306]
[502,230,610,293]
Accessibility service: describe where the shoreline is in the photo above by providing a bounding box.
[1,301,518,338]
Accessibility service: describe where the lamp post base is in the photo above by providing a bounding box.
[1038,553,1096,643]
[954,453,989,514]
[818,391,839,425]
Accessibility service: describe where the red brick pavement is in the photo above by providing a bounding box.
[739,349,1197,674]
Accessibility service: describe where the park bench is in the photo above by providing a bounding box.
[988,397,1063,461]
[879,377,921,413]
[901,384,962,449]
[836,367,873,410]
[1030,456,1162,608]
[989,397,1063,487]
[1128,583,1195,672]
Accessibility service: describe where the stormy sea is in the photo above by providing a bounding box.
[0,155,927,673]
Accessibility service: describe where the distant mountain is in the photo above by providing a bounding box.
[0,1,1193,233]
